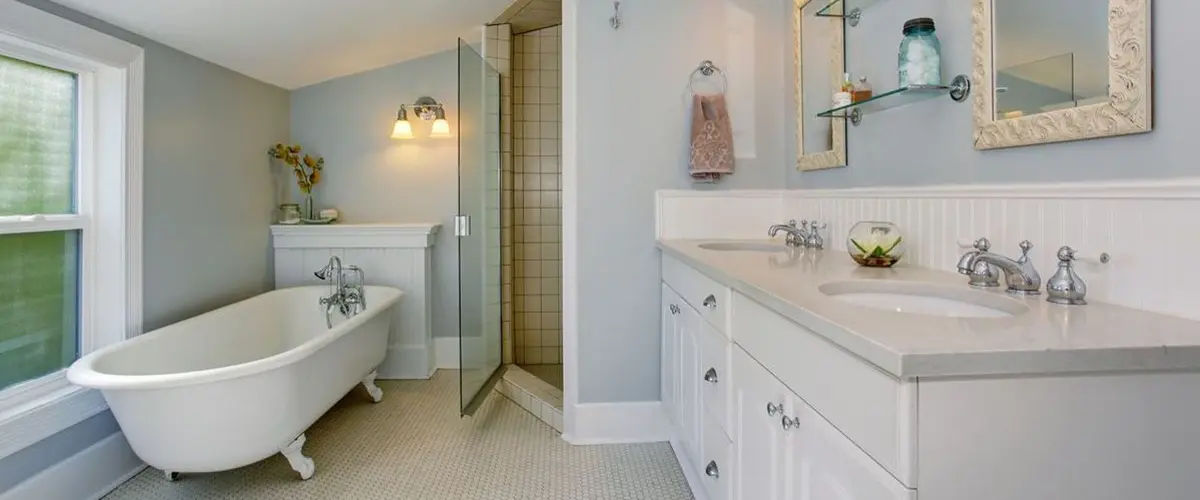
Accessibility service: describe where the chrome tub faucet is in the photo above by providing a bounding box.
[314,256,367,327]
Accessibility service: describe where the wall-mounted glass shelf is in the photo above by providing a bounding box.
[817,75,971,125]
[811,0,885,26]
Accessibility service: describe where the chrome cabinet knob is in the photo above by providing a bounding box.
[781,415,800,431]
[703,368,718,384]
[766,402,784,416]
[668,304,680,315]
[705,460,720,479]
[702,294,717,309]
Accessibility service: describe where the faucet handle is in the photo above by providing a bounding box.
[1017,240,1034,261]
[956,237,991,251]
[806,222,827,249]
[1047,246,1090,306]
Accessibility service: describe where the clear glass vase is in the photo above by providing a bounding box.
[847,221,905,268]
[301,193,315,220]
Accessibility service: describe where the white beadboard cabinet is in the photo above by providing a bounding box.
[271,223,440,380]
[662,251,1200,500]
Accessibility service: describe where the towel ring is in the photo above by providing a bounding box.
[689,60,728,94]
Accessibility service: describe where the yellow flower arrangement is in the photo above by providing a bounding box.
[268,143,325,195]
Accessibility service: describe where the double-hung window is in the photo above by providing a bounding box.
[0,0,143,460]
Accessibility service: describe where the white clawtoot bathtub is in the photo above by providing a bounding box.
[67,285,402,481]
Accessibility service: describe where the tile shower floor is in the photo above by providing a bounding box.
[103,371,692,500]
[519,364,563,390]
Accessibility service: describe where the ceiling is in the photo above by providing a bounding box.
[50,0,514,89]
[493,0,561,34]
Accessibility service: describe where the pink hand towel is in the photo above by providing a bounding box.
[688,94,735,183]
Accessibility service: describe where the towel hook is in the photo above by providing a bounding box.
[610,2,622,30]
[689,60,728,94]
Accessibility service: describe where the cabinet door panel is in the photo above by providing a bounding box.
[662,284,683,427]
[786,394,913,500]
[679,305,703,466]
[733,348,787,500]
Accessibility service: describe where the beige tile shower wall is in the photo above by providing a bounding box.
[485,24,515,365]
[512,26,562,365]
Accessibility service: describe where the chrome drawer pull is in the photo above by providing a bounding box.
[705,460,720,479]
[669,304,680,315]
[702,294,718,309]
[766,402,784,417]
[781,415,800,431]
[703,368,718,384]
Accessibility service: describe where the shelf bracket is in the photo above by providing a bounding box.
[949,75,972,102]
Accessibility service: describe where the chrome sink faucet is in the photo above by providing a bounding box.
[957,240,1041,295]
[956,237,1000,288]
[768,220,826,249]
[769,220,808,248]
[314,256,367,327]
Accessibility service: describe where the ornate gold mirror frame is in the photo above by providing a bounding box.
[795,0,847,171]
[972,0,1152,150]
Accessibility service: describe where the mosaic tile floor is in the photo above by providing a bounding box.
[103,371,693,500]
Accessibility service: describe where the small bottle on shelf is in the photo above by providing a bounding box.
[852,76,873,103]
[833,72,853,108]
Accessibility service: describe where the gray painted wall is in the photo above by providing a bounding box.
[290,50,461,339]
[789,0,1185,189]
[2,0,290,494]
[574,0,790,403]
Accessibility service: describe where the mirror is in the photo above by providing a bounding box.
[794,0,847,171]
[973,0,1152,149]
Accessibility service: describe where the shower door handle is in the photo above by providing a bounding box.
[455,215,471,237]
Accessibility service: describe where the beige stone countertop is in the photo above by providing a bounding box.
[659,239,1200,379]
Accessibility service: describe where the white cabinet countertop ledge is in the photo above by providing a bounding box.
[658,239,1200,379]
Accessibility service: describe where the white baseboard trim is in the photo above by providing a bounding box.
[434,337,459,369]
[0,431,145,500]
[377,344,434,380]
[669,437,708,500]
[562,401,670,445]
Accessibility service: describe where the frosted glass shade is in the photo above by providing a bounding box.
[391,119,414,139]
[429,118,452,139]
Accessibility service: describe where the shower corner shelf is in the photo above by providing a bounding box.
[811,0,885,27]
[817,75,971,126]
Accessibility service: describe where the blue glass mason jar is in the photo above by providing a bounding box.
[898,17,941,86]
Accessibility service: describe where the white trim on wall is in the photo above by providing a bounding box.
[0,432,145,500]
[656,177,1200,323]
[434,337,460,369]
[562,402,671,445]
[269,223,440,249]
[561,0,580,441]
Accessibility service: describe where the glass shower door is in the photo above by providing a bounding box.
[457,39,503,416]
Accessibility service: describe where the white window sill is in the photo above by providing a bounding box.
[0,381,108,460]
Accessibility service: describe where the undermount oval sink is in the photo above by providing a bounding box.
[819,280,1029,319]
[698,242,787,253]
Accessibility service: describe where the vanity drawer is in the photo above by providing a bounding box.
[731,292,915,486]
[662,255,730,335]
[700,320,732,437]
[701,416,733,500]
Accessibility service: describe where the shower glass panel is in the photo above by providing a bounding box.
[457,38,503,416]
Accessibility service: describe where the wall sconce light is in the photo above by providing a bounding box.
[392,96,451,140]
[392,106,414,140]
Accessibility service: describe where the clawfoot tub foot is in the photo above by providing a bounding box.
[362,370,384,403]
[281,434,315,480]
[165,471,181,482]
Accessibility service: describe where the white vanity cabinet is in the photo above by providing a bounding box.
[661,243,1200,500]
[662,254,915,500]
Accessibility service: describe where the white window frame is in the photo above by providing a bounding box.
[0,0,143,461]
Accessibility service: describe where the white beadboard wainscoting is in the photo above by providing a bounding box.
[658,178,1200,322]
[271,224,440,379]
